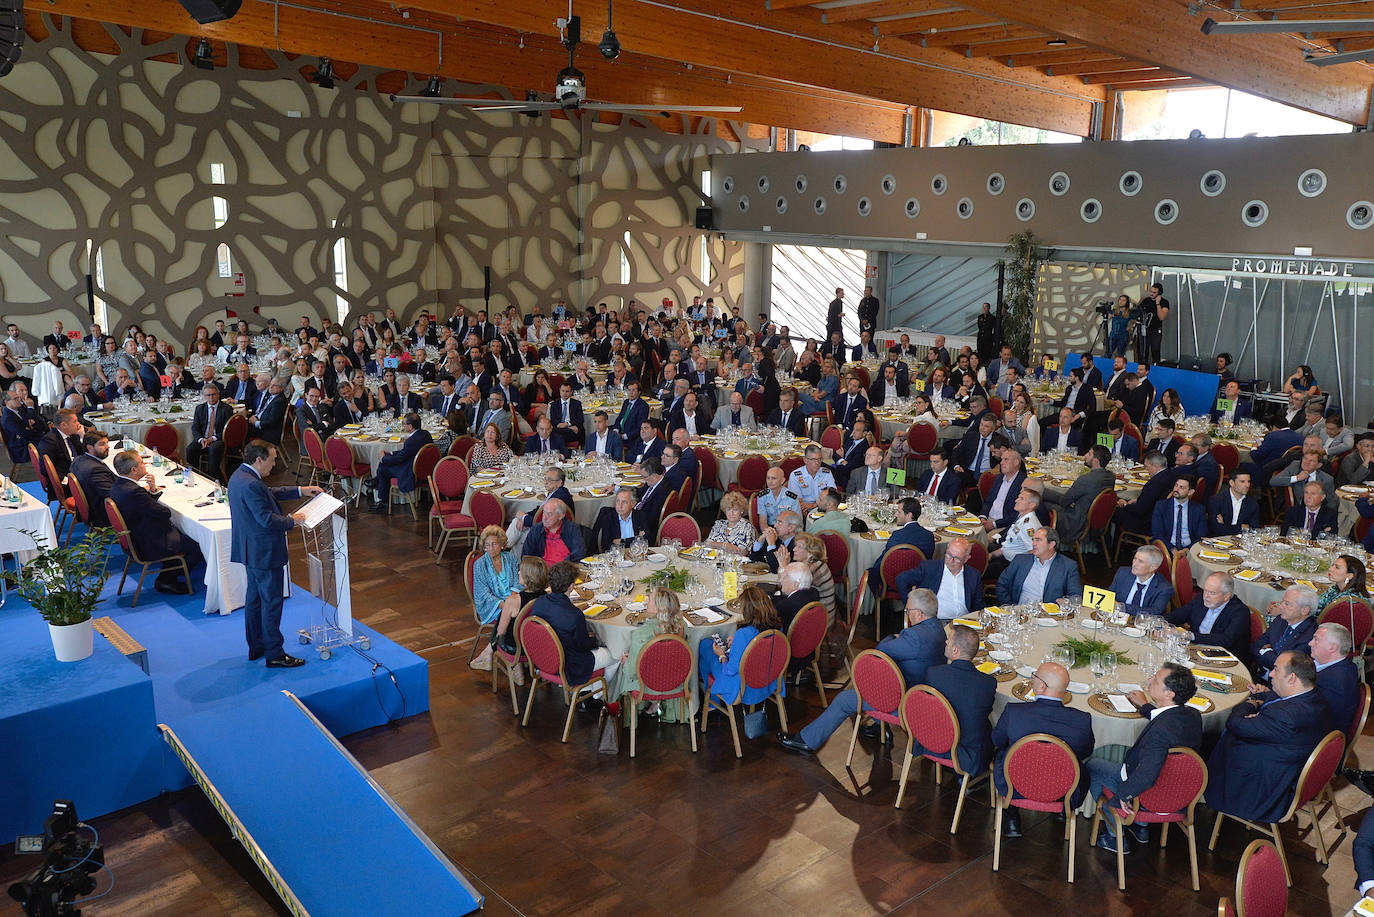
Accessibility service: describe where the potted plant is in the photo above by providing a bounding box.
[18,528,119,662]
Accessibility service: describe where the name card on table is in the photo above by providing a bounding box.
[1083,585,1116,616]
[159,375,171,386]
[912,379,926,392]
[1096,433,1115,448]
[67,330,81,339]
[1215,398,1234,411]
[886,467,906,486]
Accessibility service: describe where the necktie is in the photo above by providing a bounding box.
[732,411,740,425]
[973,437,986,472]
[928,473,939,496]
[1127,581,1142,606]
[1174,502,1183,546]
[781,411,789,428]
[635,482,655,510]
[541,438,549,453]
[867,469,878,495]
[443,395,453,415]
[1306,509,1316,533]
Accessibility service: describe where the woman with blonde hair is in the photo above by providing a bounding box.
[699,584,783,707]
[705,491,757,555]
[609,586,688,721]
[469,525,518,671]
[791,532,835,627]
[469,421,513,470]
[484,555,550,680]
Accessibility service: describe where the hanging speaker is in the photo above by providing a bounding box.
[694,207,714,230]
[0,2,24,78]
[483,266,492,303]
[176,0,242,24]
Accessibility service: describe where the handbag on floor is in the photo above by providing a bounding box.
[597,711,621,754]
[742,707,768,739]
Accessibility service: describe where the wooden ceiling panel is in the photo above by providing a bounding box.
[1080,68,1178,84]
[876,11,999,35]
[1109,77,1207,90]
[820,0,957,24]
[919,24,1038,46]
[1044,58,1162,75]
[965,36,1086,56]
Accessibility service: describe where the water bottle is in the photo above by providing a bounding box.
[151,446,161,467]
[183,465,192,486]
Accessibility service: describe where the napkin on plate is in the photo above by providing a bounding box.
[1107,695,1137,714]
[975,661,1000,675]
[1354,896,1374,917]
[1192,668,1230,684]
[581,604,608,618]
[1185,696,1211,711]
[696,608,727,623]
[1234,569,1262,581]
[1199,549,1233,561]
[943,525,974,536]
[952,617,982,629]
[1067,681,1091,694]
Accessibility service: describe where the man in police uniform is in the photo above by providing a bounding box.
[756,465,802,527]
[787,445,835,513]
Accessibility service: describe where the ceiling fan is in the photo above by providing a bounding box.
[390,12,742,116]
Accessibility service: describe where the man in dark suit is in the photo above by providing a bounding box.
[547,383,585,445]
[530,562,618,699]
[628,420,665,467]
[229,440,318,666]
[513,467,575,534]
[953,413,999,488]
[1112,373,1152,428]
[41,321,68,352]
[63,376,105,416]
[186,385,233,480]
[1044,444,1115,544]
[35,409,84,489]
[295,388,333,439]
[668,390,712,439]
[996,527,1082,605]
[1207,469,1260,536]
[829,419,871,491]
[1252,585,1320,680]
[1114,452,1173,535]
[1091,663,1204,852]
[867,497,936,596]
[993,660,1095,836]
[1078,353,1104,392]
[1152,474,1207,552]
[894,537,984,618]
[110,449,205,594]
[631,456,672,543]
[1058,367,1097,424]
[102,368,139,404]
[332,381,367,428]
[523,415,569,459]
[368,412,433,512]
[386,376,423,414]
[1144,420,1181,467]
[1247,623,1360,742]
[913,624,997,777]
[2,390,42,466]
[914,446,962,503]
[980,451,1027,532]
[592,488,647,553]
[1245,419,1303,480]
[764,388,807,436]
[1206,651,1332,823]
[1209,380,1253,425]
[773,561,821,631]
[1281,480,1340,537]
[866,363,910,409]
[1104,416,1141,462]
[777,589,946,755]
[1041,407,1083,455]
[1166,571,1253,662]
[70,431,115,527]
[1108,545,1174,617]
[248,377,287,446]
[835,376,868,431]
[582,410,623,461]
[613,381,649,453]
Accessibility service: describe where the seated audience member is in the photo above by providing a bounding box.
[1114,452,1173,535]
[704,490,757,556]
[1244,623,1358,741]
[531,561,619,702]
[992,661,1095,837]
[712,390,757,432]
[1042,444,1114,544]
[1318,554,1368,614]
[103,367,139,403]
[608,587,690,722]
[754,465,802,528]
[790,533,835,627]
[70,430,115,526]
[1151,474,1205,552]
[700,585,783,710]
[996,527,1082,605]
[467,525,519,672]
[771,561,819,631]
[1165,571,1253,661]
[913,446,961,503]
[1207,469,1259,536]
[1103,415,1140,462]
[952,412,998,488]
[808,487,851,538]
[980,451,1027,532]
[1108,545,1174,617]
[1090,663,1203,853]
[109,448,204,594]
[750,509,801,573]
[1337,434,1374,487]
[1041,406,1082,455]
[367,412,432,512]
[35,408,83,485]
[1270,447,1337,511]
[845,445,895,500]
[867,497,936,595]
[1205,651,1332,824]
[628,420,665,466]
[1280,480,1339,537]
[1251,585,1319,680]
[514,467,573,533]
[295,387,333,438]
[1143,419,1180,466]
[489,555,548,657]
[547,382,584,444]
[2,390,43,465]
[523,414,569,459]
[582,410,623,461]
[185,385,233,480]
[249,377,288,446]
[894,537,983,620]
[521,499,586,564]
[592,488,648,554]
[775,589,944,755]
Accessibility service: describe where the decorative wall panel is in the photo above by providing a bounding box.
[0,16,745,347]
[1034,263,1149,360]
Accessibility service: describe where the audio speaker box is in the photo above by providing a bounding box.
[176,0,242,24]
[694,207,714,231]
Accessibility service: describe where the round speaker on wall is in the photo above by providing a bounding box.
[1119,171,1142,196]
[833,175,847,194]
[856,197,872,217]
[956,197,973,219]
[1349,201,1374,230]
[1080,198,1101,223]
[737,195,749,213]
[721,176,734,194]
[1241,200,1268,228]
[794,175,807,194]
[931,174,948,195]
[904,197,920,218]
[757,176,770,194]
[881,174,897,195]
[1015,198,1035,222]
[775,196,787,214]
[814,197,827,215]
[1049,171,1070,196]
[1200,170,1226,197]
[1155,198,1179,225]
[1298,169,1327,198]
[987,173,1005,196]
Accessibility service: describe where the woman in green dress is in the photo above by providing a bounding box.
[610,586,688,722]
[1318,554,1369,612]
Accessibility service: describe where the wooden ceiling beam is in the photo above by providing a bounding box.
[1232,0,1374,12]
[1080,68,1179,84]
[965,36,1084,56]
[877,11,999,35]
[763,0,824,10]
[920,24,1038,46]
[820,0,956,24]
[1002,48,1121,66]
[956,0,1372,123]
[1109,77,1208,90]
[1045,57,1161,75]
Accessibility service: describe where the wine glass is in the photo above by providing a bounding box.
[1102,651,1119,688]
[1088,652,1106,694]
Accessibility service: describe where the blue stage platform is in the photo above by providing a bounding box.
[0,485,429,842]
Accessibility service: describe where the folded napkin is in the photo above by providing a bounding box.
[944,525,974,536]
[504,490,525,498]
[1041,602,1061,615]
[581,604,608,618]
[1354,896,1374,917]
[1185,696,1211,711]
[1107,695,1137,714]
[956,515,981,525]
[696,608,727,623]
[1199,549,1233,561]
[976,661,1001,675]
[984,605,1004,615]
[952,617,983,630]
[1296,579,1317,590]
[1234,569,1262,581]
[1192,668,1230,684]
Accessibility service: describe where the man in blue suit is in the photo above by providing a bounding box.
[894,537,984,619]
[868,497,937,597]
[523,414,569,459]
[631,456,672,543]
[186,384,233,481]
[993,660,1095,836]
[1091,663,1203,852]
[582,410,623,461]
[915,625,997,777]
[1151,474,1206,552]
[228,440,319,666]
[591,488,648,553]
[547,382,585,445]
[1040,407,1083,454]
[1206,650,1332,823]
[1244,418,1303,479]
[1108,545,1174,617]
[224,364,258,410]
[1356,810,1374,900]
[367,412,433,512]
[613,380,649,453]
[102,367,139,404]
[1207,470,1260,536]
[1167,571,1253,662]
[110,449,205,595]
[830,418,872,491]
[1209,380,1252,425]
[996,527,1082,605]
[1104,416,1141,462]
[1252,585,1320,680]
[1248,623,1359,742]
[137,350,163,399]
[776,589,946,755]
[914,446,962,503]
[953,413,999,488]
[1280,481,1339,537]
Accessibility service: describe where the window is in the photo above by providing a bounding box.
[620,230,631,286]
[769,244,867,342]
[331,220,349,324]
[216,242,233,279]
[86,239,107,331]
[210,163,231,277]
[698,169,712,286]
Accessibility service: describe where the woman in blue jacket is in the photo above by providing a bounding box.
[699,585,784,706]
[470,525,518,670]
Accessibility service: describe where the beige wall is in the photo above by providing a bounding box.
[0,19,746,348]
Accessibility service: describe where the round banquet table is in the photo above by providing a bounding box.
[335,413,449,474]
[1337,483,1372,540]
[687,433,820,491]
[807,502,990,593]
[1029,454,1148,503]
[980,607,1254,748]
[1184,536,1374,614]
[465,459,646,529]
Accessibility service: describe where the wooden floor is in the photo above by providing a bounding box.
[4,464,1372,916]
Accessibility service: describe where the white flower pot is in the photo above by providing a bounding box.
[49,619,94,662]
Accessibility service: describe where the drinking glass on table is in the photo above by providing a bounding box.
[1089,652,1106,694]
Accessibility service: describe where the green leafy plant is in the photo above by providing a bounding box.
[1003,230,1045,363]
[639,565,695,592]
[1053,636,1135,669]
[18,528,120,626]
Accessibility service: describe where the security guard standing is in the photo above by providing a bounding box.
[787,445,835,513]
[755,465,802,527]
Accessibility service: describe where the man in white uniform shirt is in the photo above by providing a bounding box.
[986,488,1045,580]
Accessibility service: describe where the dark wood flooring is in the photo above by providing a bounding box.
[3,463,1371,915]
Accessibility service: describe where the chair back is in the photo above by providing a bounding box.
[744,388,764,417]
[738,629,789,694]
[818,532,848,583]
[636,634,693,700]
[965,539,989,574]
[1249,609,1265,643]
[324,436,360,478]
[1172,550,1196,607]
[779,455,804,477]
[1085,489,1117,531]
[906,422,937,455]
[1318,596,1374,651]
[451,435,477,460]
[468,489,505,530]
[1349,684,1372,756]
[851,648,906,718]
[143,422,179,460]
[657,512,701,547]
[519,615,569,684]
[496,601,535,664]
[431,455,470,500]
[1134,747,1207,822]
[104,498,139,559]
[820,425,843,453]
[66,473,91,524]
[977,470,997,501]
[1002,734,1081,811]
[735,455,770,496]
[694,446,721,490]
[852,366,871,390]
[412,443,442,486]
[27,444,42,492]
[902,685,961,769]
[879,545,925,596]
[1235,839,1288,917]
[463,549,478,600]
[850,570,870,624]
[1357,516,1373,546]
[785,602,828,660]
[41,455,66,504]
[988,395,1004,417]
[1211,442,1240,476]
[222,413,248,450]
[302,427,326,469]
[1285,730,1345,816]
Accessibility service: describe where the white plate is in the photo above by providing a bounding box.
[702,596,725,607]
[1117,683,1142,694]
[626,601,647,611]
[1067,681,1091,694]
[1122,626,1144,638]
[1036,617,1059,627]
[989,650,1013,662]
[614,559,635,568]
[593,593,616,603]
[1015,665,1035,678]
[987,633,1008,645]
[1081,618,1104,630]
[647,553,668,563]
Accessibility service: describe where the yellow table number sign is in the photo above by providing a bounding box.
[1083,585,1116,616]
[1045,358,1059,372]
[1215,398,1234,412]
[912,378,926,392]
[723,570,739,601]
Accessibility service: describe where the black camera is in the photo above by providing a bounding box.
[1094,301,1113,317]
[8,801,105,916]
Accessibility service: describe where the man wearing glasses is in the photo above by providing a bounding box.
[894,537,983,620]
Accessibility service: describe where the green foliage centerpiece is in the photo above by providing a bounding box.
[1053,636,1135,669]
[639,565,695,593]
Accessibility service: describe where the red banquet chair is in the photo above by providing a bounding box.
[877,545,925,639]
[299,427,326,485]
[694,446,722,505]
[779,455,804,478]
[993,734,1084,883]
[1208,729,1346,885]
[65,473,94,535]
[324,436,371,507]
[786,602,829,705]
[730,454,770,498]
[462,549,491,662]
[820,424,844,454]
[142,422,180,462]
[430,459,477,563]
[657,512,701,548]
[818,531,849,594]
[449,435,476,460]
[701,629,789,758]
[1217,839,1288,917]
[105,497,193,608]
[1318,596,1374,652]
[467,489,505,533]
[391,442,441,519]
[1074,490,1117,575]
[491,601,534,715]
[845,649,907,768]
[624,633,697,757]
[906,422,938,465]
[519,614,608,742]
[896,684,992,833]
[1090,747,1208,891]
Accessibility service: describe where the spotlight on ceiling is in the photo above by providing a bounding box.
[312,58,335,90]
[192,37,215,70]
[1046,38,1068,47]
[420,75,442,97]
[599,0,621,60]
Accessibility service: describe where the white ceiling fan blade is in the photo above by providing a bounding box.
[390,94,559,110]
[582,102,743,113]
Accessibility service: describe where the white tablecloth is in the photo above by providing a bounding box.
[92,415,194,455]
[876,329,977,356]
[0,484,59,563]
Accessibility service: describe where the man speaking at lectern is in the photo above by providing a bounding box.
[229,439,322,668]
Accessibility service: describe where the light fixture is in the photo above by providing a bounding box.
[420,75,442,97]
[1305,47,1374,66]
[312,58,335,90]
[1046,38,1068,47]
[192,37,214,70]
[599,0,621,60]
[1202,16,1374,34]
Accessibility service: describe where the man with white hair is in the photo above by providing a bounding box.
[1246,622,1358,736]
[1251,585,1319,680]
[772,561,819,630]
[520,498,586,564]
[1166,571,1251,662]
[894,536,983,620]
[1107,546,1173,617]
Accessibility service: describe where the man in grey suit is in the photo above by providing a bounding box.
[711,390,757,432]
[846,445,895,499]
[475,389,513,442]
[1269,445,1338,512]
[996,527,1083,605]
[1042,444,1116,544]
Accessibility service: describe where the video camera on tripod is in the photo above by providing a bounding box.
[8,800,106,916]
